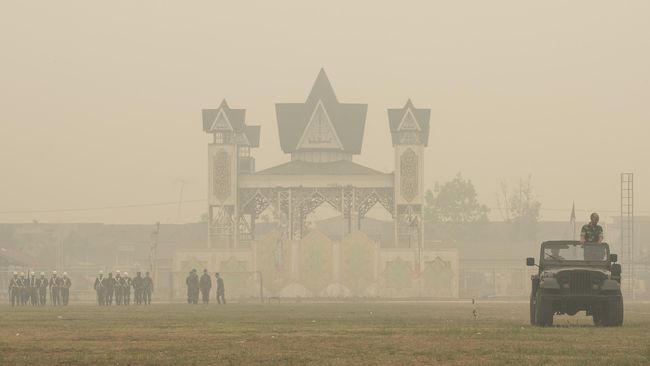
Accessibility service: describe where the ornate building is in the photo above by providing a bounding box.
[203,69,429,249]
[195,70,458,297]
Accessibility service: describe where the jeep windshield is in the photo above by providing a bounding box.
[540,241,610,265]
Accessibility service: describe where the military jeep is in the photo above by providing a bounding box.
[526,240,623,327]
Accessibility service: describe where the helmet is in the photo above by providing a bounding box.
[124,272,128,276]
[20,272,25,276]
[13,271,17,275]
[99,270,104,274]
[30,272,35,276]
[53,270,57,275]
[40,272,45,276]
[63,272,68,276]
[116,270,121,274]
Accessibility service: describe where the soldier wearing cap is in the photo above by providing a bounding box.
[114,270,123,305]
[143,272,154,305]
[105,272,115,306]
[94,271,106,306]
[199,269,212,304]
[61,272,72,306]
[49,271,60,306]
[9,272,20,307]
[186,269,199,304]
[19,272,28,306]
[132,272,144,305]
[37,272,48,306]
[581,212,604,244]
[122,272,132,306]
[28,271,38,306]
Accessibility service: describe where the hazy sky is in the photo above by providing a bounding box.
[1,1,648,224]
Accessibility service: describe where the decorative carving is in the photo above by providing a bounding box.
[213,150,231,202]
[400,148,418,202]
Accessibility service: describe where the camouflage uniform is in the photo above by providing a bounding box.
[60,274,72,306]
[37,274,48,306]
[581,223,603,243]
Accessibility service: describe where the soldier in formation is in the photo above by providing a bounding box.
[37,272,48,305]
[94,270,106,305]
[105,272,115,306]
[186,269,199,304]
[200,269,212,304]
[122,272,132,305]
[8,270,72,306]
[132,272,144,304]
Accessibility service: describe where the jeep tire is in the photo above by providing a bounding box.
[534,292,553,327]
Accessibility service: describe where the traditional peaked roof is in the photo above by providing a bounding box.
[275,69,367,154]
[201,99,260,147]
[387,99,431,146]
[256,160,385,176]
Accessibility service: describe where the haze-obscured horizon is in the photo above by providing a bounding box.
[1,1,648,224]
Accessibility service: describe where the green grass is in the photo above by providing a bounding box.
[1,301,650,365]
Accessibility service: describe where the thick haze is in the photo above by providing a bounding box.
[1,1,648,224]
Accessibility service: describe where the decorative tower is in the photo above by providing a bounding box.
[202,99,260,248]
[388,100,430,248]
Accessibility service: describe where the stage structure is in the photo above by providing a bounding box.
[203,69,429,249]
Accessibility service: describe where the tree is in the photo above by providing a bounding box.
[497,176,542,240]
[425,174,490,241]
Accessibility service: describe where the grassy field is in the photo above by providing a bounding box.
[1,301,650,365]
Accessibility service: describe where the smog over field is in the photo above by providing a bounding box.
[1,1,649,365]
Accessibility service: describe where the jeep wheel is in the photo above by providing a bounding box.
[534,292,553,327]
[592,303,605,326]
[604,297,624,327]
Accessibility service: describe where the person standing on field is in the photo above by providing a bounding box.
[28,272,38,306]
[94,271,106,306]
[114,271,123,305]
[200,269,212,304]
[37,272,48,306]
[122,272,132,306]
[132,272,144,305]
[105,272,115,306]
[61,272,72,306]
[186,269,199,304]
[215,272,226,305]
[9,272,20,307]
[143,272,154,305]
[49,271,60,306]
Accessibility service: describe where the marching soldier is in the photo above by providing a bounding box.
[37,272,48,306]
[19,272,27,306]
[49,271,60,306]
[215,272,226,305]
[9,272,20,307]
[93,271,106,306]
[200,269,212,304]
[28,272,38,306]
[143,272,153,305]
[132,272,144,305]
[105,272,115,306]
[122,272,132,306]
[114,270,123,305]
[61,272,72,306]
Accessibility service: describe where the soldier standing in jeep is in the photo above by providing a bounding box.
[581,212,603,244]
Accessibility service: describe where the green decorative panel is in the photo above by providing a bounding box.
[255,230,292,293]
[219,256,249,289]
[382,257,413,289]
[421,257,454,297]
[298,230,333,295]
[340,231,376,295]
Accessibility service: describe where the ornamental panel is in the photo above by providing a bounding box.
[212,150,232,203]
[400,148,419,203]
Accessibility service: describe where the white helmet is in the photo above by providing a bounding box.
[20,272,25,276]
[40,272,45,276]
[124,272,128,276]
[116,270,121,274]
[13,271,17,275]
[99,270,104,274]
[53,270,57,275]
[63,272,68,276]
[31,272,35,276]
